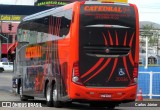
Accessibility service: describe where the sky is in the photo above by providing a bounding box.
[128,0,160,24]
[0,0,16,5]
[0,0,160,24]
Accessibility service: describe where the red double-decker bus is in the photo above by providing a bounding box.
[14,1,139,108]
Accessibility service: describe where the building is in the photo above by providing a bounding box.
[0,22,19,61]
[0,5,51,61]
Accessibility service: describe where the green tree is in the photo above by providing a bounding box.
[141,24,155,46]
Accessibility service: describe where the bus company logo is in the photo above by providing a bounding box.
[105,48,110,53]
[118,68,125,76]
[84,6,122,13]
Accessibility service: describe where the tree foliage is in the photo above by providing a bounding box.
[141,24,155,46]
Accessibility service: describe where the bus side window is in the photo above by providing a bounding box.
[59,9,72,37]
[59,17,71,37]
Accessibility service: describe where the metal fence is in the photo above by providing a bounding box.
[138,71,160,99]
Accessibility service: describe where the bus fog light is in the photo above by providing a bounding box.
[89,92,94,95]
[117,92,123,95]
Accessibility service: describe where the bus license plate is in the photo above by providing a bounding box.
[100,94,112,98]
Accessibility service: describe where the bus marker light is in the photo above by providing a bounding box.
[117,92,124,95]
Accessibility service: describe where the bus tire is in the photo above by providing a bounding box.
[107,105,116,109]
[46,84,53,107]
[89,102,101,107]
[17,80,20,94]
[19,84,28,101]
[53,83,62,108]
[90,102,116,108]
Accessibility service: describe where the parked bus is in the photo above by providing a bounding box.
[14,1,139,108]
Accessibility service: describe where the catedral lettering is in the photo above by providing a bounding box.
[84,6,122,12]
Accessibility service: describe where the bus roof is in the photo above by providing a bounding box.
[22,1,132,22]
[22,7,60,21]
[23,2,75,22]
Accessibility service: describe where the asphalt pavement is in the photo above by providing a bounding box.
[0,72,160,110]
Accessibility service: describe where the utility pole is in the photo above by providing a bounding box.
[140,30,153,69]
[145,37,148,69]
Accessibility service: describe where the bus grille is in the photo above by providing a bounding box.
[84,46,130,58]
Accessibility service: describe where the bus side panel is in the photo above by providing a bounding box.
[58,35,70,97]
[131,3,139,63]
[67,2,81,99]
[23,43,48,97]
[56,5,77,98]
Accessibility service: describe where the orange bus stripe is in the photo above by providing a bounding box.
[56,18,59,36]
[134,4,139,62]
[129,33,134,47]
[129,33,135,66]
[102,32,108,45]
[58,18,61,36]
[108,31,113,45]
[49,16,51,34]
[53,17,54,35]
[107,58,118,82]
[81,32,108,79]
[56,18,58,36]
[81,58,104,78]
[129,54,134,66]
[56,18,58,35]
[115,31,119,45]
[50,17,53,34]
[122,32,132,81]
[123,57,131,81]
[84,58,111,83]
[124,32,127,46]
[57,18,59,36]
[54,18,57,35]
